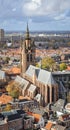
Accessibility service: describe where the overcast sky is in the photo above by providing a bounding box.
[0,0,70,31]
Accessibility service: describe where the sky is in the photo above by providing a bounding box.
[0,0,70,31]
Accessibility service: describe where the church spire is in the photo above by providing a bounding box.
[26,22,30,40]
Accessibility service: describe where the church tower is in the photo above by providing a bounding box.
[21,23,35,76]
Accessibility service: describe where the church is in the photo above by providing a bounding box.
[20,24,59,106]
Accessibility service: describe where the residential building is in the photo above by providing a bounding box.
[52,71,70,100]
[58,113,70,128]
[23,115,33,130]
[8,113,23,130]
[65,103,70,113]
[0,121,8,130]
[27,111,45,129]
[51,124,66,130]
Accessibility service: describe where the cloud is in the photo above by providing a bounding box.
[12,8,16,12]
[23,0,70,19]
[23,0,42,16]
[0,0,70,30]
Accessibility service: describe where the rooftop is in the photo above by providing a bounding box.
[0,94,12,104]
[26,65,56,86]
[14,75,29,89]
[45,121,53,130]
[28,84,36,92]
[27,111,41,122]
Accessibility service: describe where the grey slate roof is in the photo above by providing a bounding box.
[51,99,65,112]
[31,107,45,115]
[26,65,56,86]
[28,84,36,92]
[34,94,41,103]
[54,99,65,108]
[52,71,70,75]
[0,70,5,80]
[14,75,29,89]
[26,65,39,77]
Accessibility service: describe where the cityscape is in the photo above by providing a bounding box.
[0,0,70,130]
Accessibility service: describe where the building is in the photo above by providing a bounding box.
[14,75,30,96]
[23,115,33,130]
[51,124,66,130]
[27,111,45,129]
[0,29,4,42]
[0,121,8,130]
[1,111,23,130]
[58,113,70,128]
[20,24,59,106]
[28,84,37,99]
[21,23,35,76]
[24,65,58,106]
[52,71,70,100]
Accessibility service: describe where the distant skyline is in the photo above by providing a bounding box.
[0,0,70,31]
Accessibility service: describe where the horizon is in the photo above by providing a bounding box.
[5,30,70,34]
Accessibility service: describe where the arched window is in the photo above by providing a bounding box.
[47,86,50,103]
[52,87,54,102]
[30,54,32,61]
[27,53,32,62]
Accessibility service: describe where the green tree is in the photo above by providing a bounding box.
[41,57,55,71]
[59,63,67,71]
[10,89,19,99]
[35,63,40,68]
[5,57,10,64]
[4,103,12,111]
[6,82,20,100]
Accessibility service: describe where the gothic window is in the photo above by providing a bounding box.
[27,54,29,61]
[27,53,32,62]
[47,86,50,103]
[52,87,54,102]
[30,54,32,61]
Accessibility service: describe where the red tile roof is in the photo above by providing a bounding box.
[45,122,53,130]
[0,94,13,104]
[27,112,41,122]
[66,66,70,71]
[61,114,70,121]
[7,66,20,74]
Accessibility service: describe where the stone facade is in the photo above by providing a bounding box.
[20,25,58,106]
[21,24,35,75]
[24,65,58,106]
[0,122,8,130]
[58,113,70,128]
[8,118,23,130]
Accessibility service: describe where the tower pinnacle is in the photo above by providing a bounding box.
[26,22,30,40]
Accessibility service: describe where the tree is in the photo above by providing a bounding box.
[35,63,40,68]
[10,89,19,99]
[59,63,67,71]
[6,82,20,100]
[41,57,56,71]
[5,57,10,64]
[4,103,12,111]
